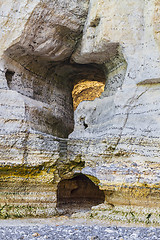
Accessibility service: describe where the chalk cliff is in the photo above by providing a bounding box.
[0,0,160,224]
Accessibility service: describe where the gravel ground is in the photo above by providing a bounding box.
[0,225,160,240]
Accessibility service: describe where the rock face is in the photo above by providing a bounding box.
[0,0,160,224]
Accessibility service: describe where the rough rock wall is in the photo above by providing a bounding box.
[0,0,89,218]
[69,0,160,211]
[0,0,160,223]
[0,0,89,163]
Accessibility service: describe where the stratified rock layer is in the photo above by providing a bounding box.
[0,0,160,224]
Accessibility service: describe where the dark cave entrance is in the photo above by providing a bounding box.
[5,69,15,89]
[56,174,105,214]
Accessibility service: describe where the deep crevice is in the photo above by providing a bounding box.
[5,69,15,89]
[83,121,88,129]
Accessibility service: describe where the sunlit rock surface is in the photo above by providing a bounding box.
[0,0,160,224]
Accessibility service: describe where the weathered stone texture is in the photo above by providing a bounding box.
[69,0,160,219]
[0,0,160,222]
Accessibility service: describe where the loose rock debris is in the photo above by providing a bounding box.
[0,225,160,240]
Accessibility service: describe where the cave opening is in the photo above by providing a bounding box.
[56,174,105,214]
[4,61,106,138]
[70,64,106,111]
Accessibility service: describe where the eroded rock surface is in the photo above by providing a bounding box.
[0,0,160,224]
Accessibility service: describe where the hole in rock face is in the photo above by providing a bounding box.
[5,69,15,89]
[71,64,106,110]
[57,174,105,214]
[72,79,105,110]
[80,117,88,129]
[83,121,88,129]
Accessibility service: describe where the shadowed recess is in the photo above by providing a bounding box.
[57,174,105,213]
[5,69,15,89]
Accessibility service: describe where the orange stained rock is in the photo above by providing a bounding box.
[72,79,105,110]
